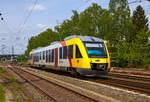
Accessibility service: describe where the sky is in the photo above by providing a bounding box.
[0,0,150,55]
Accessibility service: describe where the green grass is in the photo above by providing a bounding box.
[0,84,5,102]
[0,67,6,73]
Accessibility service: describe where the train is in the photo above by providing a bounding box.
[29,35,112,76]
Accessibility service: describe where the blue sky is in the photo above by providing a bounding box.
[0,0,150,54]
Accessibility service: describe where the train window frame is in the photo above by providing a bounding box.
[59,47,62,59]
[63,46,67,59]
[76,45,82,58]
[68,45,73,59]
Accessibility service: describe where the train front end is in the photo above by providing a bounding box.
[85,41,111,76]
[73,36,111,76]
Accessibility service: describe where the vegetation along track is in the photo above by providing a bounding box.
[87,73,150,95]
[8,66,98,102]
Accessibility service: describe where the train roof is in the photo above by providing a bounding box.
[64,35,103,42]
[31,35,103,54]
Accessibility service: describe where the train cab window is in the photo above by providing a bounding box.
[63,46,67,59]
[76,45,82,58]
[59,47,62,59]
[68,45,73,59]
[52,49,54,62]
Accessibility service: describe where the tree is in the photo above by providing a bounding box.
[132,5,149,33]
[78,3,102,36]
[25,28,59,55]
[109,0,131,47]
[55,10,80,40]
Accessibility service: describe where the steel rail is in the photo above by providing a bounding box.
[8,66,58,102]
[8,66,98,102]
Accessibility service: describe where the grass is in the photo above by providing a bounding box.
[0,84,5,102]
[0,67,6,73]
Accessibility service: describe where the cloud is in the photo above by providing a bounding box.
[36,24,48,28]
[0,30,9,34]
[27,4,46,11]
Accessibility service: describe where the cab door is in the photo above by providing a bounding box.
[74,45,82,68]
[72,43,76,67]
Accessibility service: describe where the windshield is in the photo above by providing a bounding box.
[84,42,107,58]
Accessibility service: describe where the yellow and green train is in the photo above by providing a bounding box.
[29,35,111,76]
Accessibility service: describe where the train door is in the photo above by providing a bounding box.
[72,43,76,67]
[75,45,82,68]
[54,48,58,70]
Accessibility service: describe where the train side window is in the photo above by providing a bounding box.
[37,53,39,62]
[52,49,54,62]
[49,50,51,62]
[40,52,41,60]
[46,50,48,62]
[59,47,62,59]
[63,46,67,59]
[68,45,73,59]
[43,51,45,60]
[76,45,82,58]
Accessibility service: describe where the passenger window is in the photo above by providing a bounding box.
[49,50,51,62]
[43,51,45,60]
[68,45,73,59]
[63,46,67,59]
[52,49,54,62]
[59,47,62,59]
[40,52,41,60]
[49,50,52,62]
[76,45,82,58]
[46,50,48,62]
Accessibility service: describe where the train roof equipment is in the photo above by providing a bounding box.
[64,35,103,42]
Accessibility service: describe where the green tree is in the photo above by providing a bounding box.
[25,28,59,55]
[109,0,131,47]
[55,10,80,40]
[78,3,102,36]
[132,5,149,34]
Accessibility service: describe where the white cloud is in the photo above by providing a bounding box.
[27,4,46,11]
[36,24,48,28]
[0,30,9,34]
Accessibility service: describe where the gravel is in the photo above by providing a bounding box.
[24,67,150,102]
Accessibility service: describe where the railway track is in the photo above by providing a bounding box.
[8,66,99,102]
[87,73,150,95]
[19,65,150,96]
